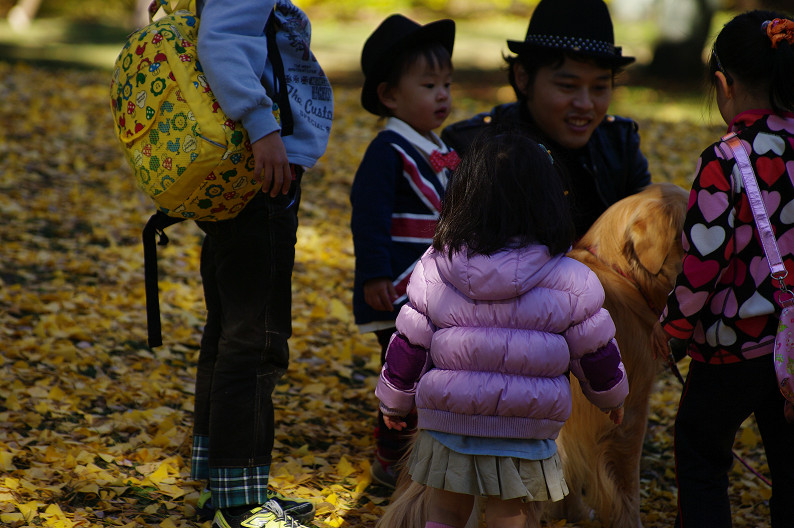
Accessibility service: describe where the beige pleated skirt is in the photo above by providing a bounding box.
[407,430,569,503]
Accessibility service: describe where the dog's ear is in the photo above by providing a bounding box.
[626,202,675,275]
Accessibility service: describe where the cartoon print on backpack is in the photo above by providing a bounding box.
[111,8,259,220]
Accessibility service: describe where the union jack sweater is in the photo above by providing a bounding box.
[351,118,453,329]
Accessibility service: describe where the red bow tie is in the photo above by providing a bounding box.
[429,150,460,172]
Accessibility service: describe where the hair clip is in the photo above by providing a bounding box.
[763,18,794,49]
[713,50,733,86]
[537,142,554,165]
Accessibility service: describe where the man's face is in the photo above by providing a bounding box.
[520,57,613,150]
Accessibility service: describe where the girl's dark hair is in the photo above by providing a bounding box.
[505,49,622,103]
[433,128,575,257]
[709,10,794,114]
[374,42,452,117]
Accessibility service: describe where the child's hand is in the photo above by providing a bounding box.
[383,414,407,431]
[364,278,398,312]
[252,131,291,197]
[608,407,624,425]
[650,321,673,361]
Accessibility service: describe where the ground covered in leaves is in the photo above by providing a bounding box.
[0,61,775,527]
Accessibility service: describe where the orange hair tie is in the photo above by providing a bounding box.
[764,18,794,49]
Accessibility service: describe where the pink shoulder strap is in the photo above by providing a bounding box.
[719,133,790,291]
[720,133,794,411]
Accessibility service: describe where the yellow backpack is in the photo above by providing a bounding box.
[110,0,288,221]
[110,0,292,347]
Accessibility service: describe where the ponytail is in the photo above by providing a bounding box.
[765,18,794,112]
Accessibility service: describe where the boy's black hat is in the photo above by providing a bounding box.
[507,0,634,67]
[361,14,455,115]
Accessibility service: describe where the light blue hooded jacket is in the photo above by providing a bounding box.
[196,0,332,167]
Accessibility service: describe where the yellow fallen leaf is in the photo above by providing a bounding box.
[738,426,759,447]
[0,513,24,524]
[325,513,346,528]
[336,456,354,478]
[760,486,772,501]
[18,500,42,521]
[301,383,326,395]
[48,385,67,401]
[159,517,178,528]
[75,451,95,465]
[146,462,172,485]
[42,504,73,528]
[325,492,339,506]
[329,299,350,322]
[75,481,99,494]
[4,393,20,411]
[310,304,326,318]
[156,483,188,499]
[44,520,72,528]
[0,451,16,472]
[354,460,371,498]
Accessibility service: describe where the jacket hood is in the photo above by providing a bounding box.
[432,245,564,301]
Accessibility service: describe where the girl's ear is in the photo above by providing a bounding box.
[377,82,398,111]
[714,71,733,101]
[513,62,530,96]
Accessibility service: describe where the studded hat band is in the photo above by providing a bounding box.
[523,33,620,56]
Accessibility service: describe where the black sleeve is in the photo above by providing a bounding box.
[623,119,652,195]
[440,111,496,157]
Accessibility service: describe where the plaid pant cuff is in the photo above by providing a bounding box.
[209,465,270,509]
[191,435,209,481]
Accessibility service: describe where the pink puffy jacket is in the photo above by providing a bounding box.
[376,244,628,440]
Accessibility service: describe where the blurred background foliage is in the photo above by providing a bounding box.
[0,0,790,78]
[0,0,790,124]
[0,0,538,22]
[0,0,789,23]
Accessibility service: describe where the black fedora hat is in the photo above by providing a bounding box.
[361,14,455,115]
[507,0,634,67]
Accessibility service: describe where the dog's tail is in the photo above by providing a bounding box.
[375,480,430,528]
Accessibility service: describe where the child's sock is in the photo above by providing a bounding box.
[425,522,456,528]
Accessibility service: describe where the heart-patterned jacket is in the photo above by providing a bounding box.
[661,109,794,364]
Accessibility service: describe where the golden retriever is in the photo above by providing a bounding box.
[376,183,689,528]
[556,182,688,527]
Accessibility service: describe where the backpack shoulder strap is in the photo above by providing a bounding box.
[143,211,185,348]
[265,9,294,136]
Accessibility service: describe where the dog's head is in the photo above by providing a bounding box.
[575,183,689,311]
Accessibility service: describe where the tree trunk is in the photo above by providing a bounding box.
[647,0,716,80]
[7,0,42,29]
[133,0,152,28]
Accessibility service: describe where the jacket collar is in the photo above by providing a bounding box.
[728,108,794,134]
[385,118,449,156]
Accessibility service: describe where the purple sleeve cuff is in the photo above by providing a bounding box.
[383,334,428,391]
[580,340,622,391]
[375,333,431,417]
